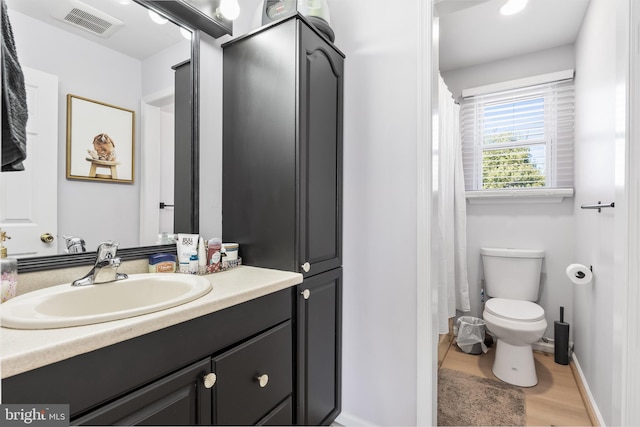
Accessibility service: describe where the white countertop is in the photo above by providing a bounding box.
[0,266,302,379]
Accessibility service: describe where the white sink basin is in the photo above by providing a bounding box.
[1,274,212,329]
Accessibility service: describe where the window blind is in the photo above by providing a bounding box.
[460,79,575,191]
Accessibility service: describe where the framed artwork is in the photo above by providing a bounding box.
[66,94,135,183]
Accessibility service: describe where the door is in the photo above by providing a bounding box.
[139,89,175,246]
[298,24,344,278]
[1,67,58,257]
[296,268,342,425]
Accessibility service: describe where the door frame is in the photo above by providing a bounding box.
[614,0,640,424]
[417,0,436,425]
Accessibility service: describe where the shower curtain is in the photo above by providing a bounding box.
[436,75,470,334]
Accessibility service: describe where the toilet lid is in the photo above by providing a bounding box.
[485,298,545,322]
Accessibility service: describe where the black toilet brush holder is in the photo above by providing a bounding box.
[554,306,570,365]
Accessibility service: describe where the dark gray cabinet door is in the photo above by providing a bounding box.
[296,268,342,425]
[298,23,344,279]
[74,358,212,425]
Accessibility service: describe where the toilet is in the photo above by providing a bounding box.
[481,247,547,387]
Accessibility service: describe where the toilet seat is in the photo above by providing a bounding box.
[485,298,545,322]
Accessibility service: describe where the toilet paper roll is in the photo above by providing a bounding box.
[565,263,593,285]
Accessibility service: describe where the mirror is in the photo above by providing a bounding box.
[2,0,216,271]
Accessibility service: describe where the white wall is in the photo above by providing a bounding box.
[441,47,577,338]
[198,33,224,241]
[573,0,617,423]
[466,201,575,338]
[442,44,575,99]
[329,0,425,425]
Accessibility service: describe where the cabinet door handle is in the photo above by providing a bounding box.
[257,374,269,388]
[301,289,310,300]
[203,373,217,389]
[301,262,311,273]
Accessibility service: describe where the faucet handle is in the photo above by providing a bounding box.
[96,241,119,261]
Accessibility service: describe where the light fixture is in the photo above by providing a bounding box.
[118,0,131,5]
[499,0,528,16]
[148,9,168,25]
[219,0,240,21]
[180,27,192,40]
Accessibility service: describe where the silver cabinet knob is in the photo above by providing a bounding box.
[301,289,310,300]
[257,374,269,388]
[301,262,311,273]
[203,373,217,389]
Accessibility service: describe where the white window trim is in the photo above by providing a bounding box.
[466,187,574,204]
[461,69,575,98]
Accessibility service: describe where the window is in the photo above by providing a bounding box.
[461,80,574,192]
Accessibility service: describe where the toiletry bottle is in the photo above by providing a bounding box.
[207,238,222,273]
[0,230,18,303]
[189,252,199,274]
[198,237,206,274]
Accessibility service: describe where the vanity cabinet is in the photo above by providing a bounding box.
[2,289,293,426]
[222,15,344,425]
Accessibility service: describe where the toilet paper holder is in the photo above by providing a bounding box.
[566,264,594,285]
[581,201,615,213]
[574,265,593,279]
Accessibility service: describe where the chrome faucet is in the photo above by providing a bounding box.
[72,241,128,286]
[63,235,86,254]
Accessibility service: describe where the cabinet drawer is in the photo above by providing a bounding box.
[213,321,292,425]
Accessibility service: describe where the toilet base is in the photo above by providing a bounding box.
[492,339,538,387]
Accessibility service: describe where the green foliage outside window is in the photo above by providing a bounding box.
[481,131,545,189]
[482,147,545,188]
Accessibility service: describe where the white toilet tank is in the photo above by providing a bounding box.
[480,248,544,301]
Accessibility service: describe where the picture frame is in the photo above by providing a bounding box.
[66,94,135,183]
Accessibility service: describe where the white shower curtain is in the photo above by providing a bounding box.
[435,75,470,334]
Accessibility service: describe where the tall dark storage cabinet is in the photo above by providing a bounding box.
[222,15,343,426]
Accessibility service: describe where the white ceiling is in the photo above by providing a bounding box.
[6,0,189,60]
[438,0,591,72]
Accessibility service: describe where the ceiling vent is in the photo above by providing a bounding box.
[51,0,124,38]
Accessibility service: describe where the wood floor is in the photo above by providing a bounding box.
[439,338,595,426]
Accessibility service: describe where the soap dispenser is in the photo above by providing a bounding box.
[0,229,18,302]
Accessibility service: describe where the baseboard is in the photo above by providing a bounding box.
[571,351,606,426]
[335,411,378,426]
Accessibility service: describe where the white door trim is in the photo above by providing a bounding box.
[617,0,640,424]
[417,0,435,425]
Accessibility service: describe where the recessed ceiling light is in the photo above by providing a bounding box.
[500,0,528,16]
[180,28,192,40]
[148,9,168,25]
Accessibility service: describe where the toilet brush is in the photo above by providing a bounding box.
[554,306,570,365]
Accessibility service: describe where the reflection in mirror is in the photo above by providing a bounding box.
[3,0,193,261]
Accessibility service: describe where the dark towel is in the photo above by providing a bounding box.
[1,0,28,172]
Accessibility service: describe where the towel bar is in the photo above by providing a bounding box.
[580,201,615,212]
